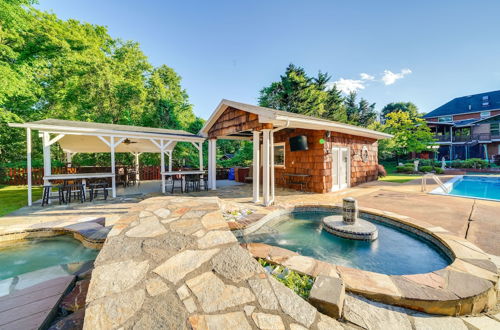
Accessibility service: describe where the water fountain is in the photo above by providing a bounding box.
[322,197,378,240]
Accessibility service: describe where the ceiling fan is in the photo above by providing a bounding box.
[123,138,138,145]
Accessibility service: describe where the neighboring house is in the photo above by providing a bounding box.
[424,90,500,160]
[199,99,391,204]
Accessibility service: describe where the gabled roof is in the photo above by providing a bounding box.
[9,119,205,153]
[424,90,500,118]
[199,99,392,140]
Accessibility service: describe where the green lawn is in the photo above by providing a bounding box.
[0,185,43,217]
[378,161,423,183]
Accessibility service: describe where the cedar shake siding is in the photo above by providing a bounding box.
[273,129,378,193]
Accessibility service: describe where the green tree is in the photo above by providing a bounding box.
[381,102,419,122]
[383,111,435,161]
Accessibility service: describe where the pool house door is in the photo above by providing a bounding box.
[331,146,350,191]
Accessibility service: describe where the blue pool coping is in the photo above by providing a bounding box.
[429,175,500,202]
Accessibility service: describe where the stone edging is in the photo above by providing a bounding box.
[0,218,109,249]
[241,204,499,316]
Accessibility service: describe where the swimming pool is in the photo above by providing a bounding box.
[243,211,451,275]
[433,175,500,201]
[0,235,99,281]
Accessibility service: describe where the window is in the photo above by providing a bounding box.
[274,142,285,167]
[438,116,452,122]
[491,123,499,136]
[482,96,489,107]
[480,111,491,119]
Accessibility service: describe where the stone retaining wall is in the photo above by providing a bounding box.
[84,196,345,329]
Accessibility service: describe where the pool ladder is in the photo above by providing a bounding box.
[421,173,449,193]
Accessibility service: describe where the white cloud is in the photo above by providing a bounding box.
[381,68,412,85]
[360,73,375,81]
[328,78,366,94]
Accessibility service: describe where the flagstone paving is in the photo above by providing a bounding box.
[83,195,499,329]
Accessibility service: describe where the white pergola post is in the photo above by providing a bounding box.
[198,142,203,171]
[66,152,73,167]
[168,151,172,172]
[42,132,51,186]
[110,136,116,198]
[262,129,270,206]
[134,152,141,181]
[252,131,261,203]
[270,130,275,204]
[160,147,166,194]
[208,139,217,190]
[26,128,32,206]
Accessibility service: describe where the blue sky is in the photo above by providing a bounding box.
[37,0,500,120]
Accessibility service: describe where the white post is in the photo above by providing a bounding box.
[270,130,275,204]
[160,143,166,194]
[168,151,172,172]
[110,136,116,198]
[198,142,203,171]
[66,152,72,167]
[134,153,140,181]
[27,128,32,206]
[42,132,51,186]
[208,139,217,190]
[252,131,260,203]
[262,129,270,206]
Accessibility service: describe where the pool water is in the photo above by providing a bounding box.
[449,176,500,201]
[0,235,99,280]
[245,211,451,275]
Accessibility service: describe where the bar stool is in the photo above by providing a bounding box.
[64,183,86,203]
[171,174,184,194]
[89,182,108,201]
[41,185,66,206]
[185,175,200,192]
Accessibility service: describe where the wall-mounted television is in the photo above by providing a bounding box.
[289,135,308,152]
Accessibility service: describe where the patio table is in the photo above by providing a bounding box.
[43,172,115,186]
[161,171,205,193]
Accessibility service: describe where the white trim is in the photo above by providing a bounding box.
[273,142,286,168]
[198,99,392,140]
[331,146,350,192]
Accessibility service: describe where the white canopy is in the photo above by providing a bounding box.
[9,119,206,204]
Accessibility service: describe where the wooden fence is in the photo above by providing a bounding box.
[0,166,162,185]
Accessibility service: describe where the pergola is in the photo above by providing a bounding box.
[9,119,206,205]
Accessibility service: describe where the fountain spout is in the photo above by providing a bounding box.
[322,197,378,241]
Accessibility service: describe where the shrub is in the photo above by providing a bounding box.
[463,158,489,169]
[451,160,464,168]
[377,164,387,177]
[396,165,412,173]
[434,167,444,174]
[258,259,313,299]
[419,166,433,173]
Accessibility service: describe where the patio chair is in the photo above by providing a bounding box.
[41,185,66,206]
